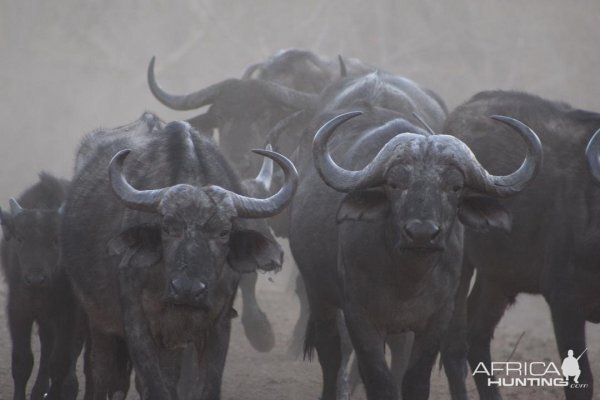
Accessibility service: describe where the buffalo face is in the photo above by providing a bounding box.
[384,161,463,252]
[314,112,543,255]
[107,140,298,310]
[0,199,62,288]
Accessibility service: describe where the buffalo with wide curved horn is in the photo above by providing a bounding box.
[109,147,298,218]
[313,111,542,197]
[148,57,316,112]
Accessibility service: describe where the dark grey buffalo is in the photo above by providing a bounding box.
[288,73,542,400]
[147,49,376,176]
[444,91,600,400]
[0,173,84,400]
[148,49,374,355]
[237,145,277,350]
[61,114,297,400]
[147,51,315,176]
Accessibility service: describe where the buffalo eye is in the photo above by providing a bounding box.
[441,169,464,194]
[162,217,184,237]
[219,230,230,239]
[386,166,410,190]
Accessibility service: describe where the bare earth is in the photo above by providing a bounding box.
[0,251,598,400]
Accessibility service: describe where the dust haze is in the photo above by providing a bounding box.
[2,0,600,199]
[1,1,600,399]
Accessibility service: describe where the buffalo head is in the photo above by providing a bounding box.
[148,57,315,175]
[107,139,298,309]
[0,199,63,287]
[313,112,543,252]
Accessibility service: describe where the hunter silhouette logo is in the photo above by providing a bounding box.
[561,349,586,383]
[472,348,589,389]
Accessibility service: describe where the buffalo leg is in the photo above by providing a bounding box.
[348,333,413,397]
[441,259,474,400]
[196,311,233,400]
[289,273,310,358]
[344,308,396,400]
[46,299,84,400]
[83,333,93,400]
[547,298,593,400]
[31,320,54,399]
[157,349,182,400]
[389,332,414,391]
[88,329,132,400]
[239,271,275,352]
[8,303,34,400]
[467,275,509,400]
[402,315,451,400]
[178,345,201,400]
[336,311,354,400]
[118,265,171,400]
[308,304,342,400]
[348,355,361,395]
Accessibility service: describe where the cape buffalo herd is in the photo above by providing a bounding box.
[1,49,599,400]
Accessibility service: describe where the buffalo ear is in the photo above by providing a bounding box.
[458,196,512,232]
[228,230,283,273]
[107,225,162,268]
[0,208,14,240]
[337,190,389,223]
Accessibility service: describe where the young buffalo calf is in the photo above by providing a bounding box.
[0,173,84,400]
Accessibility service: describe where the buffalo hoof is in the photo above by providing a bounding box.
[242,307,275,352]
[31,383,49,400]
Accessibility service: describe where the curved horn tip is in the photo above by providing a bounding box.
[265,144,273,151]
[489,115,539,140]
[313,111,364,144]
[489,115,536,135]
[489,115,519,124]
[251,148,288,162]
[338,55,347,77]
[9,198,24,215]
[341,110,363,118]
[251,149,298,176]
[111,149,132,167]
[325,110,364,126]
[482,114,543,193]
[585,127,600,183]
[147,57,156,79]
[251,148,272,156]
[585,127,600,155]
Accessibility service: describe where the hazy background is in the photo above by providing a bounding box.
[2,0,600,200]
[2,1,600,398]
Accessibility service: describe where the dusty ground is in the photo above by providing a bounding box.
[0,258,598,400]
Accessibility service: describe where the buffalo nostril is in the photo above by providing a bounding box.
[169,278,185,298]
[24,274,46,286]
[429,223,441,239]
[404,219,441,242]
[404,221,417,240]
[192,281,207,299]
